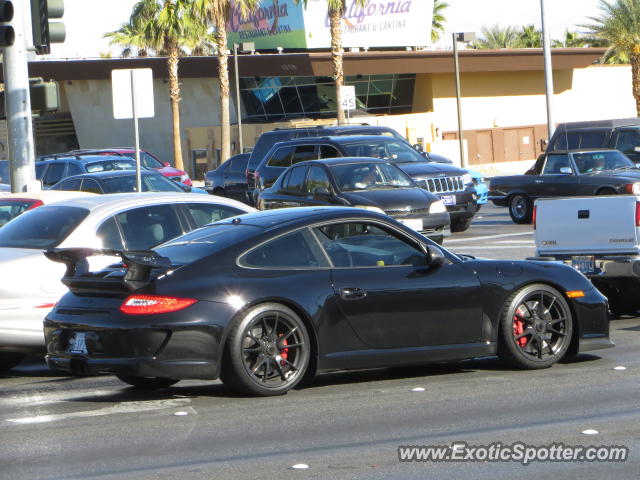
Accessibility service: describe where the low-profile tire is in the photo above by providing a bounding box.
[498,284,573,369]
[116,375,179,389]
[221,303,310,396]
[0,353,26,373]
[450,216,473,233]
[508,194,533,224]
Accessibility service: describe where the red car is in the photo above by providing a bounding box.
[64,148,192,186]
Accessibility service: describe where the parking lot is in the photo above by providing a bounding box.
[1,204,638,480]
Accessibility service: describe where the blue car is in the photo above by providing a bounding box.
[466,169,488,210]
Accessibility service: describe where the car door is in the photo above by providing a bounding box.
[312,221,483,348]
[225,155,250,202]
[530,154,579,197]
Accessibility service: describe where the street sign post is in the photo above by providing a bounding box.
[111,68,154,193]
[340,85,356,124]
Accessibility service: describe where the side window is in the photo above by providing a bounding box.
[35,163,47,180]
[291,145,318,165]
[67,163,84,176]
[42,163,65,186]
[80,178,103,194]
[141,152,162,169]
[186,203,245,228]
[305,166,331,194]
[313,222,428,268]
[542,155,571,175]
[96,216,124,250]
[57,178,81,191]
[614,129,640,154]
[116,205,184,250]
[282,165,309,193]
[241,229,326,268]
[267,146,295,167]
[230,156,249,173]
[320,145,341,159]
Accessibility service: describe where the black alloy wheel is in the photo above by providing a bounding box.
[498,284,573,369]
[222,303,310,396]
[508,194,532,224]
[116,375,180,389]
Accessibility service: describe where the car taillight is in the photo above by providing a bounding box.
[120,295,197,315]
[533,205,537,229]
[636,201,640,227]
[26,200,44,211]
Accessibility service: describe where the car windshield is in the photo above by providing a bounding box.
[340,138,425,163]
[154,223,262,265]
[0,200,38,227]
[330,162,414,192]
[573,151,635,173]
[101,174,185,193]
[0,205,89,249]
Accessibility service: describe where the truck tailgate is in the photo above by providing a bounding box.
[535,196,640,256]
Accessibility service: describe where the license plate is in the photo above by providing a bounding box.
[441,195,456,206]
[399,218,423,231]
[68,332,88,354]
[571,255,595,275]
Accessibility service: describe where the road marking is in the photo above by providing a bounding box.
[6,398,191,424]
[446,232,533,243]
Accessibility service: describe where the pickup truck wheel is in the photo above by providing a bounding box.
[498,284,573,369]
[508,194,532,224]
[450,216,473,232]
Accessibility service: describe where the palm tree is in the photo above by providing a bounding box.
[518,24,541,48]
[471,25,522,49]
[431,0,449,43]
[106,0,204,171]
[552,29,587,48]
[297,0,367,125]
[583,0,640,114]
[192,0,260,164]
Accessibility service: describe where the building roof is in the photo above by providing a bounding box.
[15,48,608,82]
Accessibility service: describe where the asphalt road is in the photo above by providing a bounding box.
[1,204,638,480]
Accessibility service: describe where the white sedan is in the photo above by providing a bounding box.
[0,192,255,372]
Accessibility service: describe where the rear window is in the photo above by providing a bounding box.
[0,200,39,227]
[552,131,608,150]
[101,174,184,193]
[0,205,89,249]
[154,224,262,265]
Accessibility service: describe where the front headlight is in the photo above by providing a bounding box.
[462,173,473,185]
[353,205,385,214]
[429,200,447,214]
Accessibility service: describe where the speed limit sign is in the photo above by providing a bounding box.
[341,86,356,111]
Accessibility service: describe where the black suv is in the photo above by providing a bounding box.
[254,136,477,232]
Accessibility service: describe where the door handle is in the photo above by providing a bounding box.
[340,287,367,300]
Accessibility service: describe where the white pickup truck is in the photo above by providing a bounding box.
[534,195,640,315]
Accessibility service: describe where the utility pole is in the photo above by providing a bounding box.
[453,32,475,169]
[540,0,556,139]
[2,2,36,193]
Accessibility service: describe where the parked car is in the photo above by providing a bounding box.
[254,135,477,232]
[0,192,256,372]
[44,207,611,396]
[204,153,250,202]
[547,117,640,163]
[35,155,137,188]
[43,148,193,186]
[258,158,450,244]
[0,191,96,228]
[49,170,206,194]
[489,149,640,224]
[245,124,420,201]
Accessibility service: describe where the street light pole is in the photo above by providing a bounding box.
[453,32,475,169]
[540,0,556,139]
[233,43,243,154]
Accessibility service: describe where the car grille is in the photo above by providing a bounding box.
[385,207,431,218]
[419,176,465,193]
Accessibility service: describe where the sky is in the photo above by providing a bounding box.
[48,0,606,59]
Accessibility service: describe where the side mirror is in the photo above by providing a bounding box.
[423,244,446,266]
[413,143,424,152]
[314,186,333,199]
[559,167,572,174]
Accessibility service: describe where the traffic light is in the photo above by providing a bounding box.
[30,0,65,55]
[0,1,14,47]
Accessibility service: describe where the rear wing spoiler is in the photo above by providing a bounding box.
[44,248,172,293]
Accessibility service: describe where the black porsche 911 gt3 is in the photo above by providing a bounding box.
[44,207,613,396]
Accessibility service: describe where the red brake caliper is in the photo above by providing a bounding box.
[278,334,289,366]
[513,308,528,348]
